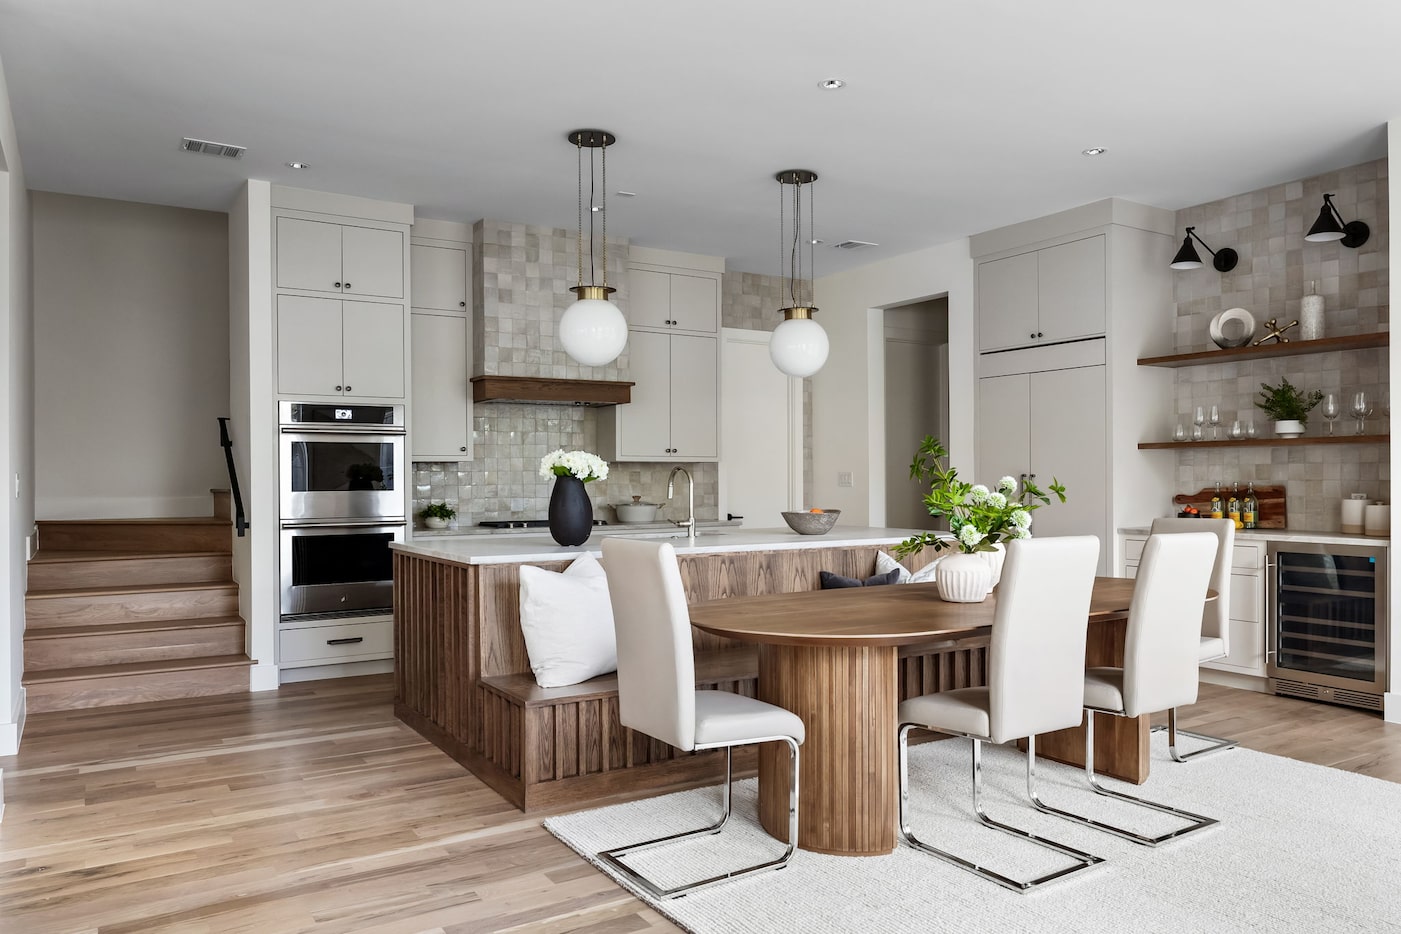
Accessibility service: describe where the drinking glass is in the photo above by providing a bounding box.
[1208,405,1221,440]
[1246,420,1257,438]
[1193,406,1206,441]
[1351,391,1373,435]
[1229,419,1243,440]
[1173,423,1187,442]
[1191,424,1203,441]
[1321,393,1341,436]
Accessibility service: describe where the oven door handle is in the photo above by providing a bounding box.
[281,518,407,529]
[280,424,406,435]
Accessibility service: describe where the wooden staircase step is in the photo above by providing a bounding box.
[27,551,232,590]
[25,582,240,627]
[37,518,232,555]
[24,617,246,670]
[23,655,253,713]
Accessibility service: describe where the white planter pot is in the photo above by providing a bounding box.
[979,543,1006,593]
[1273,419,1305,438]
[423,516,448,529]
[936,552,992,603]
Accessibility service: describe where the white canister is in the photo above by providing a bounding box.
[1300,281,1324,341]
[1342,495,1369,534]
[1365,504,1390,537]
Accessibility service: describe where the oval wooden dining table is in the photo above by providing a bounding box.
[688,576,1141,857]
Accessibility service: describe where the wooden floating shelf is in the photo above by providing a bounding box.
[1140,434,1389,450]
[1137,332,1389,368]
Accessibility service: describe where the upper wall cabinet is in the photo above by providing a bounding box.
[977,234,1106,353]
[410,243,469,312]
[276,217,405,300]
[628,266,720,333]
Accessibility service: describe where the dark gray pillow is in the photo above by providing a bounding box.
[819,568,902,589]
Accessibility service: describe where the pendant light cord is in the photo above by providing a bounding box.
[601,140,608,289]
[589,146,597,286]
[789,179,801,306]
[576,140,584,289]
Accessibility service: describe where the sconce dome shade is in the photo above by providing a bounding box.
[559,294,628,367]
[1305,204,1346,242]
[1169,235,1203,270]
[769,313,829,378]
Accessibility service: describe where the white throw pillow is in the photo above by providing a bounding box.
[875,550,941,584]
[519,552,617,688]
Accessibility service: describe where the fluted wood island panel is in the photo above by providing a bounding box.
[391,530,974,812]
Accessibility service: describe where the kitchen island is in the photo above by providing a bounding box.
[391,527,972,812]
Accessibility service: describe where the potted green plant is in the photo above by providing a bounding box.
[420,502,456,530]
[1254,377,1323,438]
[894,436,1065,602]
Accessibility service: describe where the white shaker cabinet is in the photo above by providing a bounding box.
[277,295,405,399]
[628,266,719,333]
[276,216,405,300]
[977,234,1106,353]
[411,311,471,460]
[410,243,469,312]
[598,331,718,461]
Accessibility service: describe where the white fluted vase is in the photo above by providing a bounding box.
[936,552,992,603]
[979,544,1006,593]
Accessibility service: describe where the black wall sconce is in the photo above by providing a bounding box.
[1170,227,1238,272]
[1305,193,1369,248]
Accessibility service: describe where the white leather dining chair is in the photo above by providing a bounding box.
[1148,517,1240,761]
[897,536,1105,892]
[598,538,805,900]
[1032,531,1220,846]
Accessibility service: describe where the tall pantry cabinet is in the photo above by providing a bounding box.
[971,199,1177,574]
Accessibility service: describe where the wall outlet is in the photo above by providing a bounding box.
[837,471,854,488]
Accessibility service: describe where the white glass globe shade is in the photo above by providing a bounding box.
[769,316,829,377]
[559,297,628,367]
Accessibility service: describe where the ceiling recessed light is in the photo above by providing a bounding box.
[819,78,845,90]
[810,238,825,245]
[1081,147,1107,157]
[287,161,311,169]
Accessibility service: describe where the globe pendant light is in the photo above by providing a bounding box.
[560,129,628,367]
[769,169,829,378]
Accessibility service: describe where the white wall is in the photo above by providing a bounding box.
[32,193,229,519]
[812,239,975,526]
[0,49,33,754]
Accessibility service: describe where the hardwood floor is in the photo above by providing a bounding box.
[1,676,1397,933]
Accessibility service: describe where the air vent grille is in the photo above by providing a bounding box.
[1273,678,1382,711]
[181,137,246,159]
[832,239,878,250]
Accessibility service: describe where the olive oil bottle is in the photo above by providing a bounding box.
[1227,482,1242,526]
[1243,482,1259,529]
[1210,481,1224,519]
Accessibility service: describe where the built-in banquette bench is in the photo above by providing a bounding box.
[393,537,990,812]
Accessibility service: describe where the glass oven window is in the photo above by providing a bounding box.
[289,440,397,494]
[290,532,395,586]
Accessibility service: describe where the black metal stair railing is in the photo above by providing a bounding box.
[217,417,249,537]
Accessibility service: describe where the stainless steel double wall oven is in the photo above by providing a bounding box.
[279,401,405,617]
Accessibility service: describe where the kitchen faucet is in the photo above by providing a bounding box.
[667,465,695,543]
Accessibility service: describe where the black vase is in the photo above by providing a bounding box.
[548,475,593,546]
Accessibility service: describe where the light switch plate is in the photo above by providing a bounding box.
[837,471,854,488]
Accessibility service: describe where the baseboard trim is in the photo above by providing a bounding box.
[1200,669,1269,693]
[279,658,393,684]
[248,663,280,693]
[0,687,28,756]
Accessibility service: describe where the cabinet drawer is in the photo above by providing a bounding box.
[281,619,393,666]
[1123,537,1146,563]
[1231,542,1263,570]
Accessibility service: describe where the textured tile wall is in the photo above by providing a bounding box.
[1171,159,1389,531]
[721,271,816,503]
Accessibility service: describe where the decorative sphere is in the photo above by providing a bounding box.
[559,297,628,367]
[769,317,829,378]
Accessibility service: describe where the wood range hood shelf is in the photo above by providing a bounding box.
[470,375,634,406]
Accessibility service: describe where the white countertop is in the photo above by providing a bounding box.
[1119,527,1389,547]
[392,526,933,565]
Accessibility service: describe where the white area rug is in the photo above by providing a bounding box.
[545,734,1401,933]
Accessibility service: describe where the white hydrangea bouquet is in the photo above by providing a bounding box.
[893,435,1065,558]
[539,449,609,483]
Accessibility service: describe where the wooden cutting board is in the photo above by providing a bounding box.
[1173,485,1286,529]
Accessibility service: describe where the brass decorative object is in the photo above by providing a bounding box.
[1253,318,1299,345]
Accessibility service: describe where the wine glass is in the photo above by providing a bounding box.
[1193,406,1206,441]
[1321,393,1341,436]
[1351,391,1374,435]
[1208,405,1221,441]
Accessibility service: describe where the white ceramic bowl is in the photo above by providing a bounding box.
[781,509,840,535]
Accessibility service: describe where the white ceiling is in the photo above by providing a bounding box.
[1,0,1398,275]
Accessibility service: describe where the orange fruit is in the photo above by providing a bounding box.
[809,508,824,513]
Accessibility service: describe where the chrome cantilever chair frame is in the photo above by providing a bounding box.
[1157,707,1239,762]
[1029,711,1219,846]
[598,736,801,900]
[898,726,1103,893]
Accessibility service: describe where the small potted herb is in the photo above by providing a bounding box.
[420,502,456,530]
[1255,377,1323,438]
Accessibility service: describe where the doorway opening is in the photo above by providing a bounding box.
[883,297,949,530]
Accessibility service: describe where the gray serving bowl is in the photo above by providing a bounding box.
[781,509,841,535]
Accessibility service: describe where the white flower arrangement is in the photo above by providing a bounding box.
[539,449,609,483]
